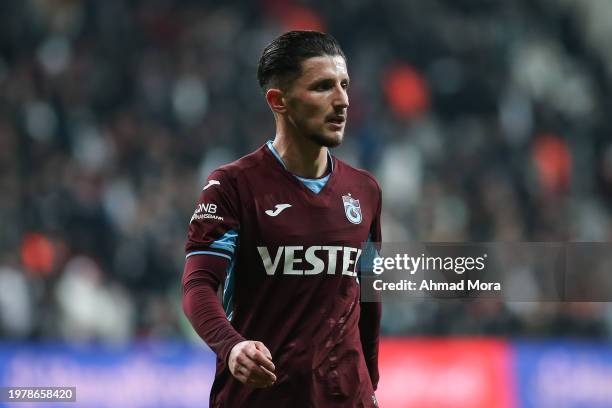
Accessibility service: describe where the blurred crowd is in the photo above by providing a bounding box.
[1,0,612,343]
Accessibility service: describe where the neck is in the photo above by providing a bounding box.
[272,122,329,179]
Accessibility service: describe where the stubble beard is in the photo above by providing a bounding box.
[309,130,344,148]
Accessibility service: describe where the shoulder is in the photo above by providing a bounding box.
[334,156,382,195]
[207,146,267,185]
[196,146,268,206]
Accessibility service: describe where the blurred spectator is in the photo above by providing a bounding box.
[1,0,611,341]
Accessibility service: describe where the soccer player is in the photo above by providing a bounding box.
[182,30,382,407]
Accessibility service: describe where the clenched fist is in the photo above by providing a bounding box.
[228,340,276,388]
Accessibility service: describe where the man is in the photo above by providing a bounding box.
[182,30,382,407]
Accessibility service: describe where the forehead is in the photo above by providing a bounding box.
[298,55,348,82]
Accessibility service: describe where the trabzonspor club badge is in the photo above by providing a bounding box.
[342,194,362,224]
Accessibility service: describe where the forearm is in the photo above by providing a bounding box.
[182,255,246,368]
[358,300,381,389]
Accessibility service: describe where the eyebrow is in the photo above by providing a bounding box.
[309,76,350,86]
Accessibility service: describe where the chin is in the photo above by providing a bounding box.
[310,131,344,148]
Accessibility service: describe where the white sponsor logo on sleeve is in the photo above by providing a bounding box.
[190,202,224,223]
[203,180,220,191]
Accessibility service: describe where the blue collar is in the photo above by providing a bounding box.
[266,140,332,194]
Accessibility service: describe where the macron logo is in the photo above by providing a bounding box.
[203,180,220,191]
[265,204,292,217]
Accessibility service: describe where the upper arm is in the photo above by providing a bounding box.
[185,169,241,262]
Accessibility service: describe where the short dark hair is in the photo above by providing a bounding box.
[257,30,346,91]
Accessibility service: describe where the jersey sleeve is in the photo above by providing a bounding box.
[185,169,240,261]
[183,169,246,369]
[182,254,246,371]
[359,181,382,390]
[369,183,382,244]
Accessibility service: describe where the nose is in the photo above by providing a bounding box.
[332,84,349,111]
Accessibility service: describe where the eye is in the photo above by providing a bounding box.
[341,80,349,89]
[313,81,332,91]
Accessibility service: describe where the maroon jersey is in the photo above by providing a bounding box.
[184,143,382,407]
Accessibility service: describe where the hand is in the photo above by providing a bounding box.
[228,340,276,388]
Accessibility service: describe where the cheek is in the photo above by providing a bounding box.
[289,97,326,121]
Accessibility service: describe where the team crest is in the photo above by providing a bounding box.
[342,194,362,224]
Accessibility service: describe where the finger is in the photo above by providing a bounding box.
[237,361,275,388]
[245,344,270,361]
[254,341,273,360]
[234,372,248,384]
[234,354,247,367]
[248,348,275,372]
[242,359,276,383]
[250,363,276,382]
[234,365,248,379]
[239,365,250,376]
[236,367,270,387]
[258,364,277,382]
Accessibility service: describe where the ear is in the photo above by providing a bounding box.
[265,88,287,114]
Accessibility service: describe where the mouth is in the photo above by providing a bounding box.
[327,116,345,124]
[326,116,346,129]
